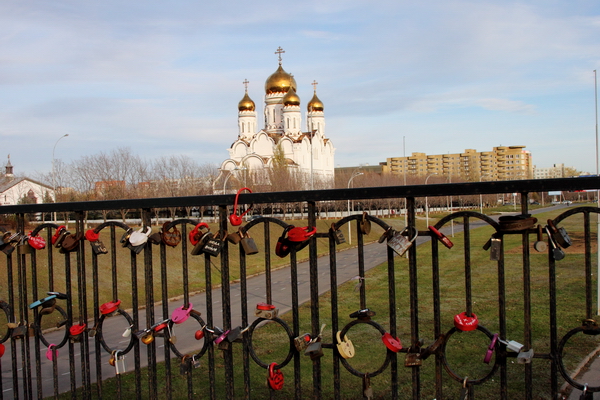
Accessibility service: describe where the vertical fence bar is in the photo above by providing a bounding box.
[406,197,420,399]
[328,228,341,399]
[307,201,321,399]
[520,194,532,400]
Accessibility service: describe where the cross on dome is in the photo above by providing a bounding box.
[275,46,285,65]
[243,79,249,91]
[311,80,318,93]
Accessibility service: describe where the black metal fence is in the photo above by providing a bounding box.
[1,177,600,399]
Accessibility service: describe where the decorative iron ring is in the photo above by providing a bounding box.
[96,308,136,355]
[0,300,12,344]
[247,317,294,370]
[440,325,499,385]
[556,325,600,392]
[34,305,69,348]
[339,319,391,378]
[167,310,209,360]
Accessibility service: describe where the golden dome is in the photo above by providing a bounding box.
[265,65,297,94]
[238,91,255,111]
[282,87,300,106]
[307,92,324,112]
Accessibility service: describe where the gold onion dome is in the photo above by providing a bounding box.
[265,65,297,94]
[282,87,300,106]
[307,92,324,112]
[238,91,255,111]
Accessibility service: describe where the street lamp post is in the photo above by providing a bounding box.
[347,171,363,244]
[424,173,437,227]
[52,134,69,223]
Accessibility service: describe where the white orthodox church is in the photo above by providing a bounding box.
[216,48,335,192]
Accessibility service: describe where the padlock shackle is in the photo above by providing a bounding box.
[230,187,253,226]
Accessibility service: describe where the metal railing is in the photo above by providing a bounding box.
[0,177,600,400]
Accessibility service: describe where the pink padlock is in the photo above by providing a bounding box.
[214,330,230,344]
[454,312,479,331]
[171,303,193,324]
[46,344,58,361]
[484,333,498,364]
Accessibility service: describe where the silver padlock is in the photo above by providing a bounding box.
[499,338,524,353]
[489,235,502,261]
[517,348,534,364]
[114,351,126,375]
[387,227,418,256]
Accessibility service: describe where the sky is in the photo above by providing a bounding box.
[1,1,600,178]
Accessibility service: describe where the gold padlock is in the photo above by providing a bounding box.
[336,331,355,359]
[359,212,371,235]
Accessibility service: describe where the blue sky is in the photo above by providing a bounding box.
[1,1,599,177]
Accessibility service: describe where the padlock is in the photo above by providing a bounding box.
[359,212,371,235]
[100,299,121,315]
[255,303,279,319]
[546,226,565,261]
[227,230,242,244]
[382,332,402,352]
[378,228,391,244]
[160,222,181,247]
[29,294,57,310]
[498,338,524,353]
[141,332,155,345]
[18,240,33,255]
[119,229,133,248]
[275,226,294,258]
[0,343,5,358]
[459,377,469,400]
[179,354,192,376]
[227,326,242,342]
[547,219,572,248]
[46,344,58,361]
[387,227,418,256]
[11,324,28,339]
[229,187,253,226]
[294,333,311,352]
[69,323,86,342]
[580,384,593,400]
[122,325,133,338]
[483,333,498,364]
[363,374,373,400]
[349,308,376,320]
[305,340,324,360]
[52,226,68,248]
[454,312,478,331]
[27,232,46,250]
[240,229,259,255]
[330,223,345,245]
[336,331,355,359]
[90,239,108,255]
[582,319,600,335]
[202,230,225,257]
[533,225,547,253]
[195,329,205,340]
[190,224,212,256]
[109,350,117,366]
[214,329,229,345]
[267,362,284,390]
[489,234,502,261]
[404,351,422,367]
[191,355,201,369]
[517,348,534,364]
[428,226,453,249]
[114,351,126,374]
[172,303,193,324]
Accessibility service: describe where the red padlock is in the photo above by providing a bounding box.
[100,299,121,315]
[195,330,205,340]
[153,321,169,332]
[287,226,317,242]
[85,229,100,242]
[484,333,498,364]
[69,323,86,336]
[428,226,453,249]
[51,226,66,245]
[382,332,402,352]
[256,302,276,311]
[267,362,284,390]
[275,226,294,258]
[46,344,58,361]
[27,232,46,250]
[229,187,253,226]
[454,312,479,331]
[189,223,209,246]
[0,343,4,358]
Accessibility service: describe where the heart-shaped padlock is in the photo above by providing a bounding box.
[27,232,46,250]
[454,312,478,331]
[0,343,5,358]
[267,362,284,390]
[46,344,58,361]
[229,187,253,226]
[336,331,355,359]
[171,303,193,324]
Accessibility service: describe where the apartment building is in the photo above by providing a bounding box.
[382,146,533,181]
